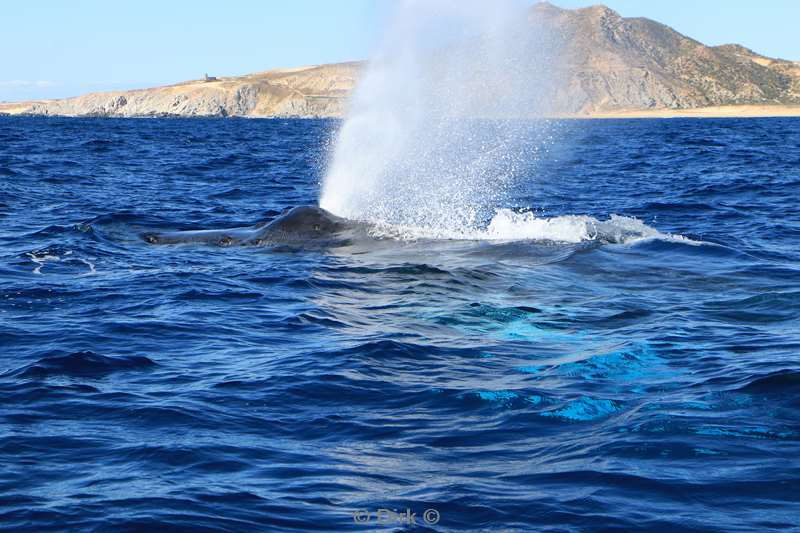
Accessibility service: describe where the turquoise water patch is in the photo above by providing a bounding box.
[555,341,667,383]
[540,397,623,421]
[693,426,796,440]
[477,390,518,404]
[525,395,544,406]
[462,390,550,408]
[457,389,519,407]
[421,302,584,344]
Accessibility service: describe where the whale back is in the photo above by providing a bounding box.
[142,206,352,247]
[253,206,348,244]
[142,226,253,246]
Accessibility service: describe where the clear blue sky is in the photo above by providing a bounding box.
[3,1,798,102]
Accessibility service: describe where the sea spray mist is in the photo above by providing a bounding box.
[321,0,561,237]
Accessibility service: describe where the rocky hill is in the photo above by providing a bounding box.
[2,3,799,118]
[536,3,800,113]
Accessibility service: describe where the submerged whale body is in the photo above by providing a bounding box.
[142,206,352,247]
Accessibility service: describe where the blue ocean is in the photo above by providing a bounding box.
[1,116,799,531]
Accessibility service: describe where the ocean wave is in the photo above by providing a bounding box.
[11,350,156,379]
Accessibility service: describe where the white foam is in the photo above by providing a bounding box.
[78,258,97,276]
[27,251,61,275]
[365,208,698,245]
[26,249,98,276]
[485,209,601,243]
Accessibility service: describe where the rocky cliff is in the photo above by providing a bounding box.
[0,63,360,118]
[2,3,799,118]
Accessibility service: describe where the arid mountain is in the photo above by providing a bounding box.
[3,3,800,118]
[536,2,800,113]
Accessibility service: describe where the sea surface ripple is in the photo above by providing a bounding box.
[1,116,799,531]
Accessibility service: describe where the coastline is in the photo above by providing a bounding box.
[560,105,800,119]
[5,102,800,120]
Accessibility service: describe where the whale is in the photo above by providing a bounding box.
[142,206,355,247]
